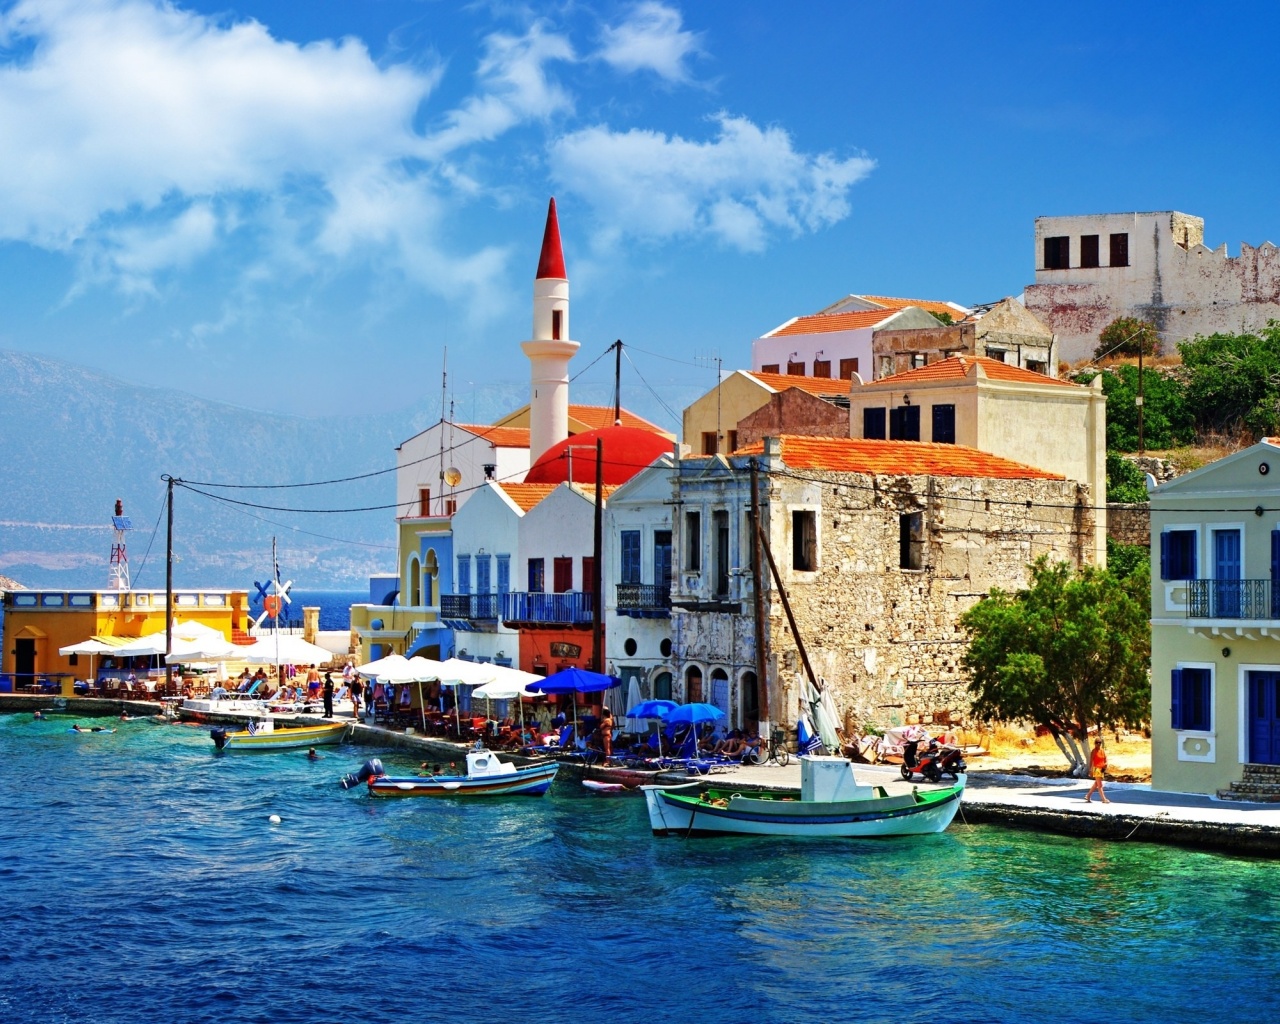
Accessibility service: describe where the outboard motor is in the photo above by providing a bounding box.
[210,727,228,751]
[339,758,385,790]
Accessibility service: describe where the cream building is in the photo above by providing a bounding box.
[682,370,852,456]
[1024,210,1280,362]
[1150,439,1280,796]
[846,356,1107,564]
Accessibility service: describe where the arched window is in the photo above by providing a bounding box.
[709,668,729,713]
[652,671,672,701]
[423,550,439,607]
[740,671,759,726]
[685,665,703,704]
[407,554,422,607]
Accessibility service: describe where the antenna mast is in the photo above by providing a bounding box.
[109,499,132,590]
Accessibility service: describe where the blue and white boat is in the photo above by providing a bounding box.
[341,749,559,798]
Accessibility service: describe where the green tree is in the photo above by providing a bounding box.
[1179,321,1280,439]
[1106,452,1149,503]
[1074,364,1194,451]
[932,311,955,325]
[960,557,1150,774]
[1095,315,1159,359]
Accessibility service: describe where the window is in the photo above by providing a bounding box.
[702,431,718,455]
[760,363,780,374]
[899,512,923,570]
[877,356,894,379]
[1160,530,1197,580]
[685,666,703,703]
[497,555,511,594]
[889,404,921,441]
[727,430,738,453]
[457,554,471,595]
[985,348,1007,362]
[714,510,731,596]
[551,309,563,340]
[444,499,457,516]
[812,359,831,378]
[685,510,702,571]
[1026,360,1048,376]
[655,530,673,593]
[792,510,817,571]
[932,404,956,444]
[527,558,545,593]
[621,530,642,584]
[1171,667,1211,731]
[1109,232,1129,267]
[787,360,806,376]
[418,487,431,517]
[1044,235,1070,269]
[839,357,859,380]
[581,557,595,593]
[863,407,887,440]
[911,353,927,369]
[1080,234,1100,268]
[476,555,491,594]
[624,638,637,656]
[553,557,574,593]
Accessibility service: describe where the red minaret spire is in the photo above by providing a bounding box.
[535,197,567,280]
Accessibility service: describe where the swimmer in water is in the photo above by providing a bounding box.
[71,723,106,733]
[307,747,320,760]
[33,711,45,720]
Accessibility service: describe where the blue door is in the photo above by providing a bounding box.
[1214,529,1242,617]
[1248,671,1280,765]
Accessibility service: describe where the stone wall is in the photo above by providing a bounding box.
[735,388,848,449]
[1106,503,1150,546]
[765,469,1093,735]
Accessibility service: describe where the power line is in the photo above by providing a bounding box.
[184,487,398,550]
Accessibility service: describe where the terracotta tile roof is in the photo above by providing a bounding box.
[568,404,669,435]
[857,295,970,319]
[498,482,558,511]
[457,423,532,447]
[745,371,853,396]
[872,355,1078,388]
[736,435,1063,480]
[567,483,621,502]
[767,308,900,337]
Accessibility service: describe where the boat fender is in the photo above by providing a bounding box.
[339,758,385,790]
[210,727,228,751]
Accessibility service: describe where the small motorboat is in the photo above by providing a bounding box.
[340,750,559,797]
[643,755,965,838]
[210,719,350,752]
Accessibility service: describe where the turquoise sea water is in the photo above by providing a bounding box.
[0,714,1275,1024]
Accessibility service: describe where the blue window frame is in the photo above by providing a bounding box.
[497,555,510,594]
[621,530,642,584]
[476,555,491,594]
[1171,667,1212,731]
[863,407,886,440]
[456,555,471,595]
[528,558,545,593]
[931,404,956,444]
[1160,529,1197,581]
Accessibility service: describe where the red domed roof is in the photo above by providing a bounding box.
[524,425,671,486]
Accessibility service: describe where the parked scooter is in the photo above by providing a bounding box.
[900,738,967,782]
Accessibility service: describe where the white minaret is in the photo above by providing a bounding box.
[522,197,579,463]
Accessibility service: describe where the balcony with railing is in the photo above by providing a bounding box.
[440,593,501,631]
[1187,579,1280,620]
[616,582,671,618]
[501,591,594,627]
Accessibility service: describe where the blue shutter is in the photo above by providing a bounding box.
[1160,532,1171,581]
[1170,668,1183,730]
[621,530,641,584]
[457,555,471,595]
[476,555,491,594]
[497,555,510,594]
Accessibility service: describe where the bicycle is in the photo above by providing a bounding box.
[746,728,790,767]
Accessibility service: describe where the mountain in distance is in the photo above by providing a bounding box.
[0,349,696,590]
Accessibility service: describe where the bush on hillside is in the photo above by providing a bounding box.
[1074,365,1194,452]
[1106,453,1150,503]
[1095,316,1159,359]
[1179,321,1280,440]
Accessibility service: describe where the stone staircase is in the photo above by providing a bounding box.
[1217,763,1280,803]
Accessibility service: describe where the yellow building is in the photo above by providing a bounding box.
[682,370,853,455]
[1151,439,1280,795]
[1,587,250,690]
[847,356,1107,565]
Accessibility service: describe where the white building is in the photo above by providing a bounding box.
[395,422,531,519]
[751,295,969,382]
[1024,210,1280,362]
[603,456,677,703]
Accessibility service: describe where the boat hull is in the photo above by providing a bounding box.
[215,722,350,751]
[642,776,965,837]
[368,761,559,798]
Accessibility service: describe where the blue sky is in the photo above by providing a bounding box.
[1,0,1277,417]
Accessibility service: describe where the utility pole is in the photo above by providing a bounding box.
[1137,338,1145,456]
[164,475,174,688]
[749,459,770,727]
[591,437,605,673]
[613,339,622,426]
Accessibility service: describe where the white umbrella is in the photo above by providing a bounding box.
[59,638,117,690]
[355,653,409,679]
[471,666,543,735]
[164,635,239,664]
[624,677,643,717]
[373,656,445,733]
[240,635,334,666]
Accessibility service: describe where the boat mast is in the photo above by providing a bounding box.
[165,475,174,689]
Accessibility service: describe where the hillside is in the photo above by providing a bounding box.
[0,350,693,589]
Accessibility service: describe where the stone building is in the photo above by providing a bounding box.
[682,369,852,455]
[669,435,1096,738]
[871,297,1057,379]
[1024,210,1280,362]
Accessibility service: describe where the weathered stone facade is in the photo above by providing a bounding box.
[669,438,1095,739]
[1106,503,1150,547]
[735,387,848,449]
[1025,210,1280,362]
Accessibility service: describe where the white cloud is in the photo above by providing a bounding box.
[550,114,875,252]
[598,2,702,83]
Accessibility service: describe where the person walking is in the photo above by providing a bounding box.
[1085,736,1110,803]
[322,673,334,719]
[349,676,363,719]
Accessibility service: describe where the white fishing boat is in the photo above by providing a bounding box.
[643,756,965,838]
[340,749,559,797]
[210,719,350,751]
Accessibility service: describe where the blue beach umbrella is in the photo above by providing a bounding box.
[528,667,620,741]
[625,699,679,756]
[663,702,725,726]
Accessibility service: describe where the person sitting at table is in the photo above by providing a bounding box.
[210,685,228,699]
